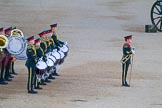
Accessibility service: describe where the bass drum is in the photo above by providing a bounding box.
[14,42,27,60]
[7,35,26,55]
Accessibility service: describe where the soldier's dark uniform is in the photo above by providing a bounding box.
[46,37,51,53]
[50,24,65,76]
[51,31,64,48]
[4,27,14,81]
[3,48,13,81]
[0,50,8,85]
[25,36,37,94]
[45,30,56,79]
[38,32,52,84]
[39,31,47,53]
[49,37,55,50]
[121,35,133,87]
[40,39,47,53]
[10,60,17,75]
[34,38,45,89]
[50,24,64,48]
[0,28,8,85]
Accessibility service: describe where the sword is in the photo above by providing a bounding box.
[129,54,134,86]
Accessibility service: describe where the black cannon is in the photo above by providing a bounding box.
[151,0,162,32]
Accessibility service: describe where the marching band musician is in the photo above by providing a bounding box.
[50,23,64,48]
[4,27,14,81]
[50,24,65,76]
[3,48,13,81]
[42,30,56,80]
[25,35,38,94]
[47,29,56,51]
[44,29,56,79]
[48,29,60,76]
[38,31,51,84]
[121,35,135,87]
[34,38,45,89]
[39,31,47,54]
[0,50,7,85]
[44,30,52,53]
[0,27,8,85]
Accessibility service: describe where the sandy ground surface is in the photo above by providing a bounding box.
[0,0,162,108]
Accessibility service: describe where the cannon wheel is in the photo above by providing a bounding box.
[151,0,162,32]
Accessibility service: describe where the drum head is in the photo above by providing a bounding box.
[60,45,69,53]
[46,58,54,67]
[36,60,47,70]
[15,43,28,60]
[58,51,65,59]
[48,55,56,64]
[52,51,60,60]
[7,35,25,55]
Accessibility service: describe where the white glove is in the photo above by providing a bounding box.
[65,41,68,45]
[131,47,135,54]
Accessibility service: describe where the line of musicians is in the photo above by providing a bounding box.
[0,24,67,94]
[0,27,17,85]
[26,23,66,94]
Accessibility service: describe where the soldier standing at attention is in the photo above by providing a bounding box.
[38,31,51,84]
[0,49,7,85]
[50,24,64,76]
[39,31,47,54]
[3,48,13,81]
[47,29,55,50]
[44,30,52,53]
[34,38,45,89]
[4,27,14,81]
[121,35,135,87]
[50,23,64,48]
[0,27,8,85]
[44,29,56,79]
[25,36,38,94]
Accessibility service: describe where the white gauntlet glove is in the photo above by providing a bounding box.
[131,47,135,54]
[65,41,68,45]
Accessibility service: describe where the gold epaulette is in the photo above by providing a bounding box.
[35,46,40,49]
[46,38,50,47]
[27,44,36,56]
[40,39,47,50]
[27,44,32,49]
[50,38,55,45]
[40,47,44,55]
[41,38,46,42]
[54,32,59,40]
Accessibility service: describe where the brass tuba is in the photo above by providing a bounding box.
[0,35,8,48]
